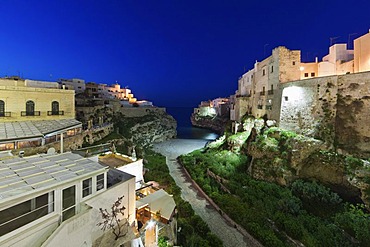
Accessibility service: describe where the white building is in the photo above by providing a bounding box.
[0,152,136,247]
[58,78,86,94]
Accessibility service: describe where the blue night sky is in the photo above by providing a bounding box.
[0,0,369,107]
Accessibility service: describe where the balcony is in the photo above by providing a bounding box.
[257,105,263,109]
[259,91,265,96]
[266,105,272,110]
[21,111,41,116]
[47,111,65,116]
[268,90,274,95]
[0,112,11,117]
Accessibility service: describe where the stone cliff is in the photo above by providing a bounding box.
[190,113,229,134]
[211,116,370,208]
[114,110,177,148]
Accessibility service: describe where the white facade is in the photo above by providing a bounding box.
[0,152,136,247]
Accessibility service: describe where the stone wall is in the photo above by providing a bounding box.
[120,107,166,117]
[280,72,370,157]
[0,82,75,121]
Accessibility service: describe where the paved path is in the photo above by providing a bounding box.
[153,139,259,247]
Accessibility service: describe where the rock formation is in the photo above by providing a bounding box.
[210,116,370,208]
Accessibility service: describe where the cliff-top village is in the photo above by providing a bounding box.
[0,29,370,247]
[194,30,370,157]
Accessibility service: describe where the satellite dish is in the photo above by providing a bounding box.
[47,147,56,155]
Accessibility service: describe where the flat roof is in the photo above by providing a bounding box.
[136,189,176,220]
[0,119,81,142]
[0,152,106,200]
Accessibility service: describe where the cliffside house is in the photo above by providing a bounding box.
[0,152,136,247]
[231,30,370,123]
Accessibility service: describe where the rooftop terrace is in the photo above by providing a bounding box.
[0,152,105,200]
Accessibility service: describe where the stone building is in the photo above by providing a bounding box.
[231,30,370,123]
[58,78,86,93]
[354,30,370,73]
[280,71,370,157]
[231,46,301,121]
[0,77,82,155]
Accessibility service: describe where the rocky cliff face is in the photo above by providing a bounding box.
[212,117,370,208]
[190,113,228,134]
[114,110,177,147]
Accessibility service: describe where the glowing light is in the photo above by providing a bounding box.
[299,66,305,71]
[146,220,156,229]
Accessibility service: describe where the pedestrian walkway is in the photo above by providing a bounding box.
[153,139,261,247]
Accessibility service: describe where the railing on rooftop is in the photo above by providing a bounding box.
[21,111,41,116]
[72,143,112,157]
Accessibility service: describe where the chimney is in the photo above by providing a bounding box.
[315,57,318,63]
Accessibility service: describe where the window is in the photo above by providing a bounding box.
[311,72,315,77]
[0,142,15,151]
[62,186,76,221]
[97,174,105,191]
[51,101,59,115]
[304,73,309,77]
[262,69,265,76]
[292,61,296,65]
[284,96,289,101]
[271,66,274,73]
[82,178,92,197]
[0,100,4,116]
[0,192,54,236]
[26,100,35,116]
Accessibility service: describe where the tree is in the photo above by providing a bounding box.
[97,196,129,240]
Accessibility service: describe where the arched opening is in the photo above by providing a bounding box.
[26,101,35,116]
[0,100,4,117]
[52,101,59,115]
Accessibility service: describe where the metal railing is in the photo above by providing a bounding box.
[21,111,41,116]
[47,111,64,116]
[0,112,11,117]
[268,90,274,95]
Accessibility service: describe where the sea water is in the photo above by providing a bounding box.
[166,107,219,141]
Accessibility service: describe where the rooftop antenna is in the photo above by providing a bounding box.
[330,36,340,46]
[348,33,357,49]
[264,44,269,57]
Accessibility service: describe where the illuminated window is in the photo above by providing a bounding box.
[82,178,92,197]
[0,142,15,151]
[17,140,41,149]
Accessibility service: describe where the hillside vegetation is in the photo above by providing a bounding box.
[179,116,370,247]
